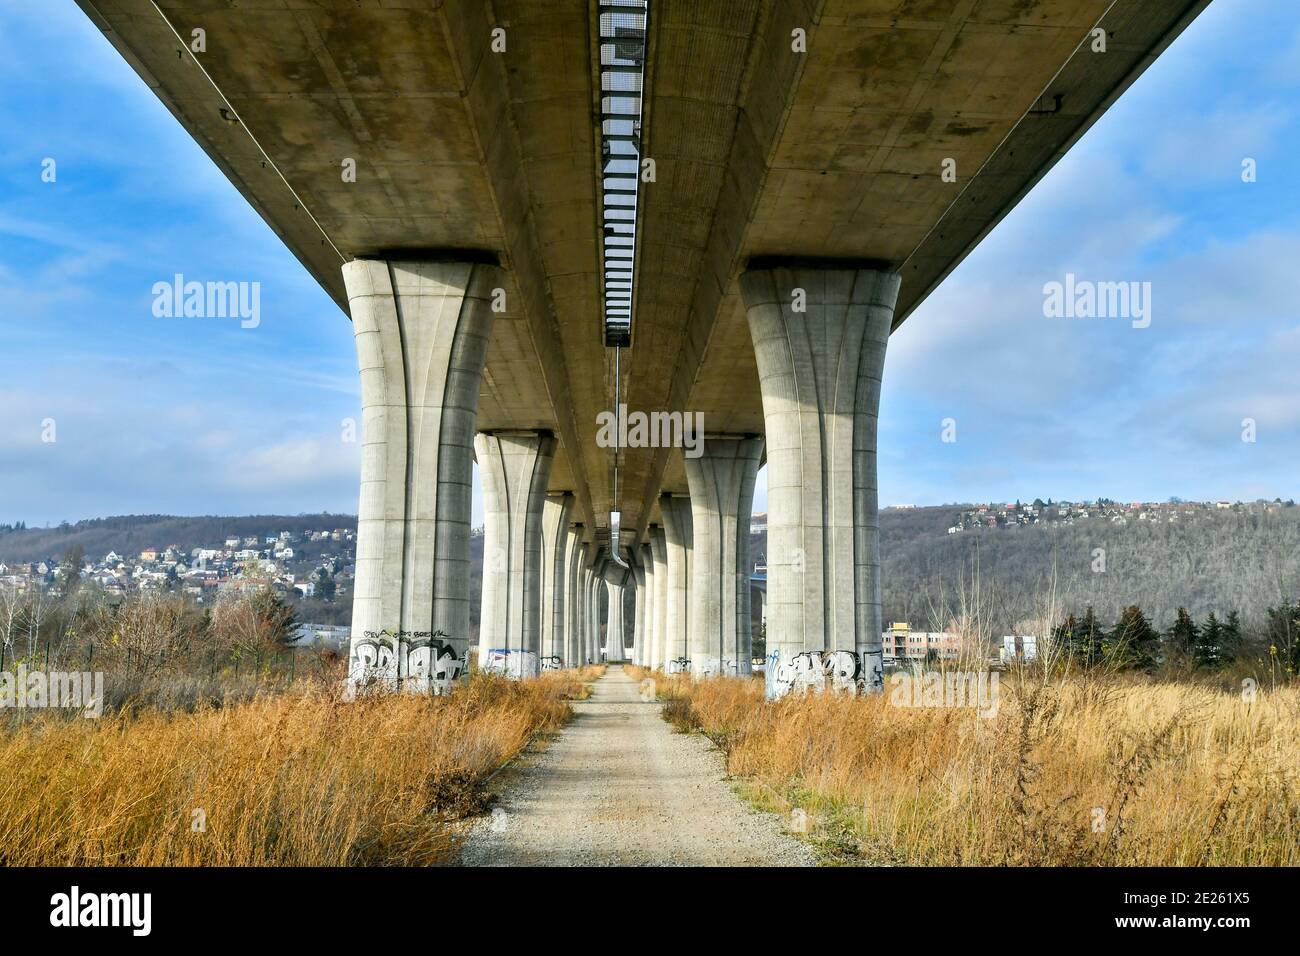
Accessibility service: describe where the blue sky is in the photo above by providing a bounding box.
[1,0,1297,526]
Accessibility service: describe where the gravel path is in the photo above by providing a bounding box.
[456,665,816,866]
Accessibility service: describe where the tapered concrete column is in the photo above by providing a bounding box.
[605,580,626,662]
[575,557,591,665]
[587,568,602,663]
[685,436,762,677]
[344,258,497,695]
[578,565,591,664]
[563,527,584,668]
[648,526,668,671]
[741,266,899,697]
[640,544,656,668]
[594,568,604,662]
[659,494,693,673]
[631,549,648,665]
[540,493,574,669]
[475,431,557,679]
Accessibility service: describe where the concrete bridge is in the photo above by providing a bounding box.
[78,0,1209,696]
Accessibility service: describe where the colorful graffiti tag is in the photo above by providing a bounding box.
[765,648,884,698]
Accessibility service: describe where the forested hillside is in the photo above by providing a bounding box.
[0,514,356,563]
[6,505,1299,638]
[876,506,1300,634]
[752,504,1300,635]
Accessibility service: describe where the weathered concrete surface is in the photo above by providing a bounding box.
[641,544,656,668]
[631,553,647,666]
[540,494,574,668]
[476,431,556,678]
[659,495,693,671]
[573,549,590,666]
[604,580,626,663]
[685,436,763,677]
[633,0,1214,528]
[344,259,495,692]
[76,0,1212,550]
[455,666,815,867]
[562,526,585,668]
[585,566,603,665]
[742,266,895,698]
[647,525,668,671]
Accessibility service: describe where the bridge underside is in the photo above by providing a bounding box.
[79,0,1209,689]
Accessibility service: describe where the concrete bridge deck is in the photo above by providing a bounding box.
[74,0,1212,691]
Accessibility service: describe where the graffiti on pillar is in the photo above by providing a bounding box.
[763,650,780,699]
[666,657,691,675]
[861,649,885,693]
[406,633,465,694]
[694,656,732,678]
[351,631,397,680]
[482,648,541,680]
[767,649,884,698]
[540,655,563,671]
[785,652,825,694]
[824,650,861,693]
[349,629,465,695]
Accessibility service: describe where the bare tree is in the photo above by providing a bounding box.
[0,583,23,666]
[211,588,296,667]
[86,593,195,681]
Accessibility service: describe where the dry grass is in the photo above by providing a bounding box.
[0,668,600,866]
[658,672,1300,865]
[544,664,606,698]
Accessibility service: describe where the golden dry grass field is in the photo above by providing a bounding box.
[629,666,1299,866]
[0,666,603,866]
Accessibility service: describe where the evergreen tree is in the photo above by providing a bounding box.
[1105,605,1161,670]
[1051,613,1078,660]
[1168,607,1198,658]
[1221,611,1242,665]
[315,570,337,601]
[1194,612,1223,668]
[1076,607,1104,667]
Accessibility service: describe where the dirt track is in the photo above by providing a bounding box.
[456,665,816,866]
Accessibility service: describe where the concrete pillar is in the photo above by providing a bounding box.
[563,527,584,668]
[641,544,656,668]
[587,568,603,663]
[631,547,648,666]
[540,493,574,669]
[741,265,899,698]
[605,580,626,662]
[344,258,496,696]
[575,555,590,665]
[647,525,668,671]
[659,494,693,673]
[685,436,763,677]
[581,567,590,662]
[595,567,605,662]
[475,431,557,679]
